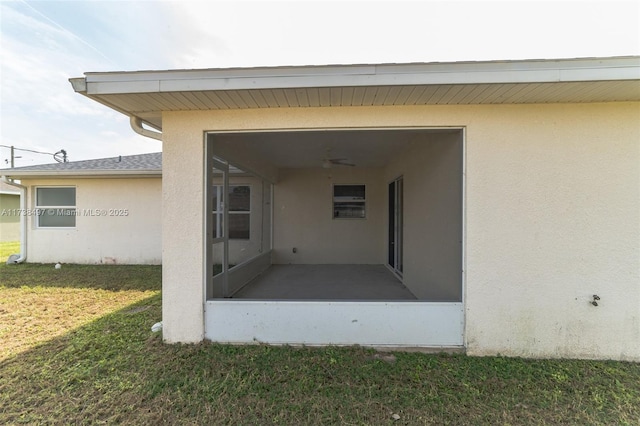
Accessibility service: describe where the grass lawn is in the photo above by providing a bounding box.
[1,248,639,424]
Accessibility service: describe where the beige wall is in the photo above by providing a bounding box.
[0,193,20,242]
[163,102,640,360]
[162,121,206,343]
[21,178,161,264]
[384,132,463,301]
[463,103,640,361]
[273,167,384,264]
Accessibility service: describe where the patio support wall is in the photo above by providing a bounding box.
[161,116,206,343]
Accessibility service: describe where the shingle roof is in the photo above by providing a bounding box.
[0,152,161,177]
[0,180,20,194]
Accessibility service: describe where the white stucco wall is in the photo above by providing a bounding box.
[22,178,161,264]
[162,121,206,343]
[462,103,640,361]
[163,102,640,360]
[272,167,384,264]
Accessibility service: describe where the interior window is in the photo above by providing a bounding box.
[333,184,366,219]
[213,185,250,239]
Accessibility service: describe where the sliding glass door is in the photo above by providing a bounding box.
[388,177,403,276]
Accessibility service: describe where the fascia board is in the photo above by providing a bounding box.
[81,57,640,95]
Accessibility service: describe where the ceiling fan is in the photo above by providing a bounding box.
[322,150,355,168]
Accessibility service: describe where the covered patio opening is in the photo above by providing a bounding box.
[205,127,465,346]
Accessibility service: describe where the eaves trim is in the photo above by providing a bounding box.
[79,57,640,95]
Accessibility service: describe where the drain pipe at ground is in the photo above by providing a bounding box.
[1,176,27,264]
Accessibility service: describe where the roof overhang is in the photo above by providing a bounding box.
[70,56,640,131]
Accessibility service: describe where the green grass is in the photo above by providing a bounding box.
[1,262,639,424]
[0,240,20,263]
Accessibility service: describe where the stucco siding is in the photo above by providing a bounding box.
[161,119,206,343]
[462,102,640,361]
[163,102,640,360]
[21,178,161,264]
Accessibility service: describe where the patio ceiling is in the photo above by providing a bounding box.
[70,56,640,131]
[210,128,460,169]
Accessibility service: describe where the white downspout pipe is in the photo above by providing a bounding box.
[130,116,162,141]
[1,176,27,263]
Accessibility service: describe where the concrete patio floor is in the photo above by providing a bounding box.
[231,264,417,300]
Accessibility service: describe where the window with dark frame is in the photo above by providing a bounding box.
[213,185,251,239]
[333,184,366,219]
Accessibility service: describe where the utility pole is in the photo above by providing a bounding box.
[8,146,23,167]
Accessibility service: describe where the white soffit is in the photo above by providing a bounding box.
[70,56,640,129]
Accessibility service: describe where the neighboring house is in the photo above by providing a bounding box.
[0,153,162,264]
[0,180,20,242]
[68,56,639,361]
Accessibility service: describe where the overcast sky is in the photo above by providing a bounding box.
[1,0,638,166]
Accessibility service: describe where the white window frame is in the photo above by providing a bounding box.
[35,186,77,229]
[213,184,251,240]
[332,184,366,219]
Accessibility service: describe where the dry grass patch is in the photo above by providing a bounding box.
[0,262,160,360]
[0,286,154,360]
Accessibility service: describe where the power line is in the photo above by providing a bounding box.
[0,144,56,156]
[1,145,68,166]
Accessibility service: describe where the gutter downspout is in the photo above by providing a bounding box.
[1,176,27,264]
[130,116,162,141]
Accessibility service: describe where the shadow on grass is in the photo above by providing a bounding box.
[1,291,639,425]
[0,294,164,424]
[0,263,161,292]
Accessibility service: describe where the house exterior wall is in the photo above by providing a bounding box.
[272,167,385,264]
[464,103,639,361]
[162,102,639,360]
[0,192,20,242]
[21,178,161,264]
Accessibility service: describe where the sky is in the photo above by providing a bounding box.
[1,0,639,167]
